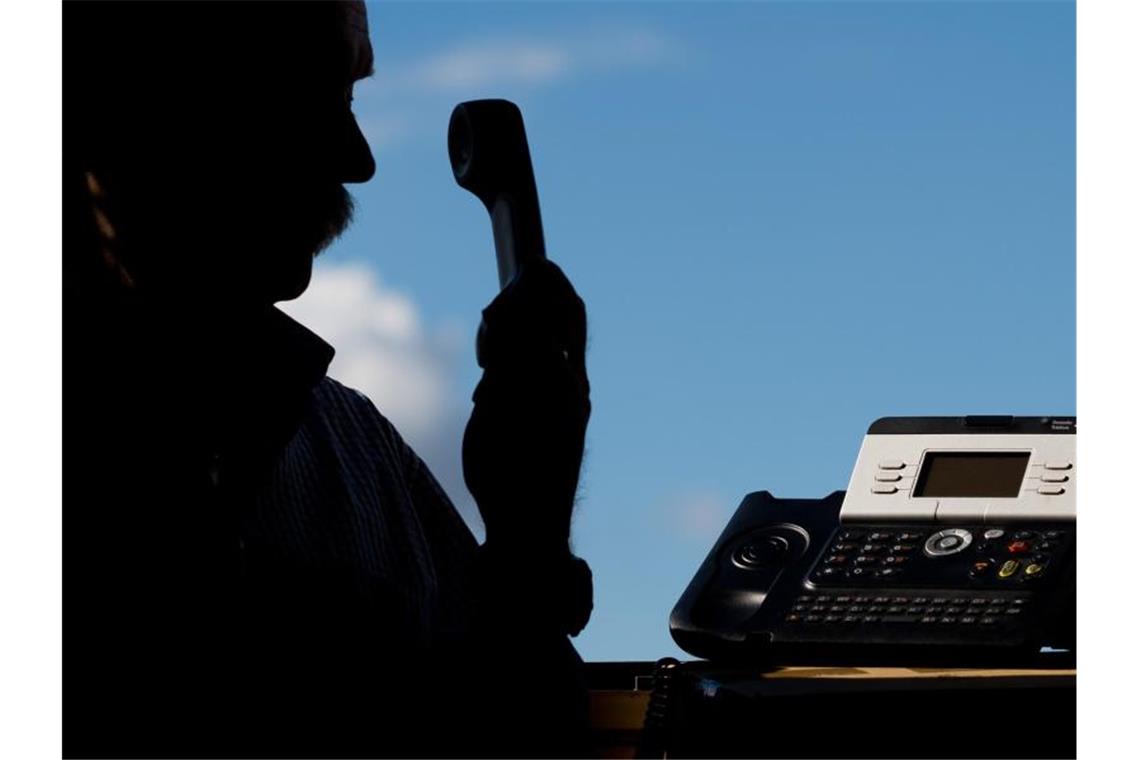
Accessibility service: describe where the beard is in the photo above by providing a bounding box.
[100,173,361,305]
[307,183,356,258]
[240,181,359,303]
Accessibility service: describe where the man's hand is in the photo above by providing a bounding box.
[462,260,590,555]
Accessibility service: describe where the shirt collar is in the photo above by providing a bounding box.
[68,285,337,411]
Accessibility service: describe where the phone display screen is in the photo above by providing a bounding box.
[912,452,1030,498]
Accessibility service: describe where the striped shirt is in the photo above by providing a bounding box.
[66,299,549,755]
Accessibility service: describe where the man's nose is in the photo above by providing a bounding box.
[340,113,376,184]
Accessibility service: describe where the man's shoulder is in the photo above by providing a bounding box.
[305,377,405,453]
[313,375,382,417]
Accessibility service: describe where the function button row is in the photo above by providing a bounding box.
[833,531,920,546]
[976,533,1063,557]
[814,565,908,582]
[795,594,1028,608]
[786,613,1014,627]
[824,542,917,558]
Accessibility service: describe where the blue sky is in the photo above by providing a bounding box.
[281,0,1075,662]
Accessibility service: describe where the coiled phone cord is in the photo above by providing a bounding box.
[636,657,682,759]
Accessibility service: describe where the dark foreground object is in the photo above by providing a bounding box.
[586,657,1075,759]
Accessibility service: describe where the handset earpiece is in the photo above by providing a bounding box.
[448,99,546,290]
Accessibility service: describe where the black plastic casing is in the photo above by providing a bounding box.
[670,492,1075,666]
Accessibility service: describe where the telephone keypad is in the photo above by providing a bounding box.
[812,525,1070,587]
[785,591,1031,629]
[782,521,1069,648]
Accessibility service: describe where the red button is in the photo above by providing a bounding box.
[1007,540,1031,554]
[970,560,993,577]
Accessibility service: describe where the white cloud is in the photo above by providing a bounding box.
[369,28,676,96]
[664,490,731,542]
[279,261,484,537]
[355,27,680,149]
[404,41,571,92]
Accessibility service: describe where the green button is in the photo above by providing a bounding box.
[998,560,1020,579]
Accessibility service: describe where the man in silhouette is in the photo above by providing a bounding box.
[64,2,592,756]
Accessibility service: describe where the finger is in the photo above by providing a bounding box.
[480,261,587,370]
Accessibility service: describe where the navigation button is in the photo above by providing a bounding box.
[878,460,906,470]
[924,528,973,557]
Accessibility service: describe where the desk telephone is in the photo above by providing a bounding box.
[670,416,1076,664]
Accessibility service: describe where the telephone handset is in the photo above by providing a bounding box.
[448,99,546,290]
[670,416,1077,665]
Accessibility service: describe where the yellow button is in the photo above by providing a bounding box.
[1025,563,1045,577]
[998,560,1020,579]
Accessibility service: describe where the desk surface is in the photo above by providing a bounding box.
[586,660,1076,759]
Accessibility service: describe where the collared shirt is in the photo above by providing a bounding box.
[66,295,481,755]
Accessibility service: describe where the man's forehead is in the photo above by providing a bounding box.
[339,0,374,79]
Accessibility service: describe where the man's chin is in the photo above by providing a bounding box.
[268,251,316,304]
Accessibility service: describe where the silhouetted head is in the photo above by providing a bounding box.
[66,1,376,308]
